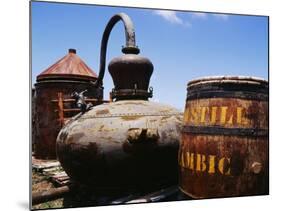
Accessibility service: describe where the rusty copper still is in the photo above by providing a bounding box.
[56,13,183,192]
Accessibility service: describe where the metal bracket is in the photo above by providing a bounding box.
[71,90,93,113]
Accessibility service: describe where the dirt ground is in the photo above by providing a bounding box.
[32,170,98,210]
[32,170,63,210]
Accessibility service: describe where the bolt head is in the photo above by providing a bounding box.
[251,162,262,174]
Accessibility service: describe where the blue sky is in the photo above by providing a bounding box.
[31,2,268,110]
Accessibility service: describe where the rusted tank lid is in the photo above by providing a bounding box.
[186,76,268,100]
[188,76,268,87]
[36,49,98,82]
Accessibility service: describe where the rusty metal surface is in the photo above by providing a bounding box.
[57,100,183,191]
[71,89,93,113]
[109,54,154,100]
[32,88,36,152]
[95,13,140,88]
[94,13,153,101]
[187,76,268,101]
[34,49,103,159]
[179,76,269,198]
[55,13,183,194]
[34,80,103,159]
[37,49,97,82]
[187,75,268,87]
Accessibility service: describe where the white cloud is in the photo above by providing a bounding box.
[191,12,208,19]
[154,10,183,25]
[183,21,192,28]
[153,10,191,28]
[212,14,229,21]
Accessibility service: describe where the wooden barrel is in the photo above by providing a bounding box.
[178,76,268,199]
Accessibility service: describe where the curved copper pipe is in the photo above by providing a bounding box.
[95,13,140,87]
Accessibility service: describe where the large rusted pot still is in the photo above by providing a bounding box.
[56,13,182,191]
[179,76,269,198]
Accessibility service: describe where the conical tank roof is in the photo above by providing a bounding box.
[36,49,97,82]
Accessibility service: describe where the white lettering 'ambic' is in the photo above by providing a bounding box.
[179,151,231,175]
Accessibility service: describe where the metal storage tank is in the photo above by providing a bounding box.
[34,49,103,159]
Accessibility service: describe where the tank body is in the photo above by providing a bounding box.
[57,100,183,191]
[34,49,101,159]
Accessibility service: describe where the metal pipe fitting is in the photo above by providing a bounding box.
[95,13,140,87]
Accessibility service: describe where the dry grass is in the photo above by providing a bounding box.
[32,170,64,210]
